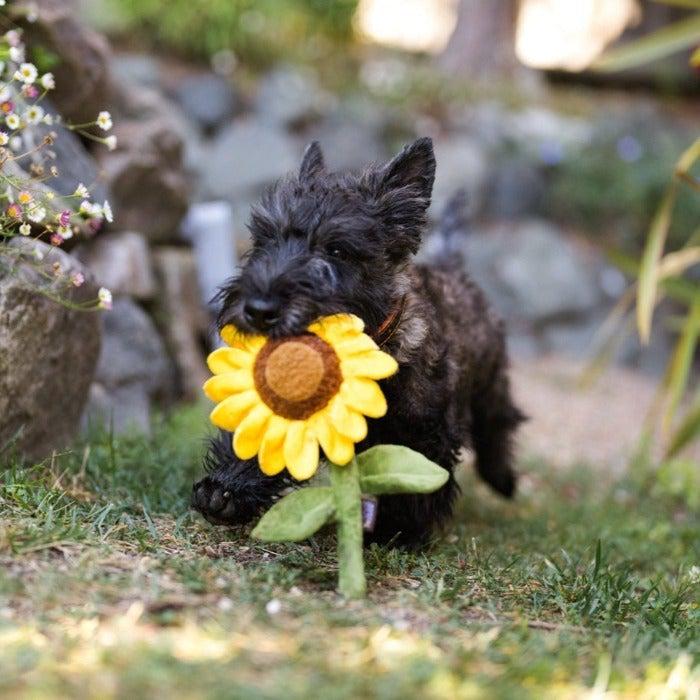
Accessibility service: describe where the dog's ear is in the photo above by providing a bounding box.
[376,137,435,207]
[372,138,435,259]
[299,141,326,183]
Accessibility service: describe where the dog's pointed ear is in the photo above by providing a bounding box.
[299,141,326,183]
[376,137,436,207]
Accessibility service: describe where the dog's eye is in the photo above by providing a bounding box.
[326,244,346,260]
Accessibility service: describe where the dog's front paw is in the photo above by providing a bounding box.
[191,475,247,526]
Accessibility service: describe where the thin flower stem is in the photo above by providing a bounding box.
[329,458,366,599]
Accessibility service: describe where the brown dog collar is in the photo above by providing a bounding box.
[373,295,406,347]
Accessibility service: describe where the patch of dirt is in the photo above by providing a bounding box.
[510,354,692,472]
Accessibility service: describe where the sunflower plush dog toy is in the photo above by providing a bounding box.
[204,313,449,598]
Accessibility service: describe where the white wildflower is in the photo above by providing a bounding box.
[5,113,21,130]
[24,105,44,125]
[58,225,73,240]
[97,287,113,310]
[9,46,24,64]
[102,200,113,223]
[42,113,53,126]
[265,599,282,616]
[96,110,112,131]
[40,72,55,90]
[26,206,46,223]
[14,62,37,84]
[19,222,31,236]
[74,183,89,199]
[105,135,117,151]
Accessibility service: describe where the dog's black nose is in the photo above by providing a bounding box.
[243,297,280,331]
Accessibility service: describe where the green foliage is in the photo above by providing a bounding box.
[548,127,700,251]
[357,445,450,494]
[252,487,335,541]
[109,0,359,66]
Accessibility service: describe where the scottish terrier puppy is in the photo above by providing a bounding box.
[192,138,524,545]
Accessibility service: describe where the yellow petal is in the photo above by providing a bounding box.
[202,371,253,402]
[220,325,266,351]
[308,314,364,344]
[258,416,289,476]
[328,396,368,442]
[233,403,272,460]
[341,378,388,419]
[341,350,398,380]
[311,412,354,465]
[207,346,256,375]
[209,390,258,431]
[284,421,320,481]
[334,333,378,356]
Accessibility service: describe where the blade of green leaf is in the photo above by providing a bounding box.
[357,445,450,495]
[666,397,700,457]
[251,487,335,542]
[637,185,678,344]
[675,137,700,176]
[662,300,700,431]
[593,13,700,72]
[654,0,700,10]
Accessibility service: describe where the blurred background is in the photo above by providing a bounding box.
[6,0,699,471]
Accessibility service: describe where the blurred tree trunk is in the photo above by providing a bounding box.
[438,0,520,79]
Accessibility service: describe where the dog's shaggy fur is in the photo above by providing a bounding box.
[192,138,525,545]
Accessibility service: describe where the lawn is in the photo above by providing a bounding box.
[0,404,698,699]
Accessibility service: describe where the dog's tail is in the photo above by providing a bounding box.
[429,188,471,269]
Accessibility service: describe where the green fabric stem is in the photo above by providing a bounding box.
[330,458,366,599]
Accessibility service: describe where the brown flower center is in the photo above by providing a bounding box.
[254,334,342,420]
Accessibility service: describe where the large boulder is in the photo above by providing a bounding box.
[462,220,603,325]
[98,87,190,242]
[22,0,114,124]
[0,239,101,460]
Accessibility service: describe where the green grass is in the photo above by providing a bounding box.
[0,404,698,699]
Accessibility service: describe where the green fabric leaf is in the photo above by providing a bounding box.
[357,445,450,495]
[251,487,335,542]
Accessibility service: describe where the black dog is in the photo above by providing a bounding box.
[192,138,524,545]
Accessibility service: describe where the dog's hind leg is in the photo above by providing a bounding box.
[470,357,525,498]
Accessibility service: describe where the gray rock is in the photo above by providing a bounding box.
[199,119,299,200]
[484,159,545,219]
[78,231,156,301]
[303,116,387,173]
[255,66,332,127]
[95,297,170,393]
[172,73,239,133]
[111,52,162,89]
[153,248,210,400]
[85,297,172,435]
[84,382,151,435]
[0,239,101,459]
[99,87,190,242]
[463,221,602,324]
[432,135,490,213]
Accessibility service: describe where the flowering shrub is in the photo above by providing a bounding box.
[0,13,114,309]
